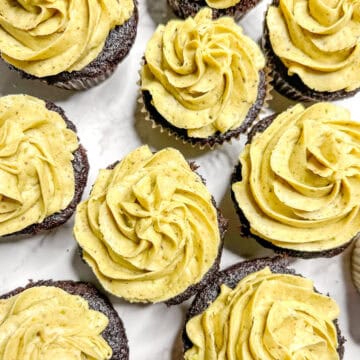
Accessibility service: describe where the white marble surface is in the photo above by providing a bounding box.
[0,0,359,359]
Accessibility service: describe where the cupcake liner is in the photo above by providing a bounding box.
[48,66,118,91]
[167,0,262,21]
[352,238,360,293]
[262,6,360,102]
[138,58,270,150]
[230,114,356,259]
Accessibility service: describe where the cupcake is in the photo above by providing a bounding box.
[74,145,227,304]
[168,0,262,21]
[183,256,345,359]
[140,8,267,148]
[0,0,138,90]
[0,94,88,238]
[0,280,128,359]
[232,103,360,258]
[352,238,360,292]
[263,0,360,101]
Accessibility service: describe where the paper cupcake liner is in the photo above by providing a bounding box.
[352,238,360,293]
[167,0,262,21]
[261,8,360,102]
[138,59,270,150]
[48,66,118,91]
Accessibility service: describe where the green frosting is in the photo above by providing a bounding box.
[0,0,134,77]
[0,95,79,236]
[0,286,112,359]
[74,145,221,303]
[185,267,340,360]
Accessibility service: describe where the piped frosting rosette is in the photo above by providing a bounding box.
[185,267,340,360]
[0,286,112,359]
[0,0,134,77]
[141,8,265,139]
[74,145,221,303]
[267,0,360,92]
[0,95,79,237]
[232,103,360,253]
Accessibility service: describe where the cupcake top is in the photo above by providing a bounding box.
[74,145,221,303]
[232,103,360,252]
[0,0,134,77]
[0,286,112,359]
[0,95,79,237]
[185,266,340,359]
[267,0,360,93]
[206,0,241,9]
[141,8,265,138]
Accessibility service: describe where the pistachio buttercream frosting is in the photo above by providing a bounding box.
[267,0,360,92]
[141,8,265,138]
[0,95,79,237]
[232,103,360,252]
[0,0,134,77]
[74,145,221,303]
[206,0,241,9]
[0,286,112,359]
[185,267,340,360]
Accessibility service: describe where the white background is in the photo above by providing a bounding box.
[0,0,359,358]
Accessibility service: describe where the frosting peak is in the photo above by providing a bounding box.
[0,286,112,359]
[0,95,79,236]
[232,103,360,252]
[74,145,221,302]
[141,8,265,138]
[267,0,360,92]
[185,267,340,360]
[0,0,134,77]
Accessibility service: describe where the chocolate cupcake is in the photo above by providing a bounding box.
[0,280,128,359]
[232,103,360,258]
[263,0,360,101]
[74,145,227,304]
[0,0,138,90]
[140,8,267,148]
[168,0,262,21]
[183,256,345,359]
[0,94,88,238]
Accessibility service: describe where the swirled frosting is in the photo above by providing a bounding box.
[141,8,265,138]
[267,0,360,92]
[0,286,112,359]
[206,0,240,9]
[74,145,221,303]
[185,267,340,360]
[232,103,360,252]
[0,95,79,237]
[0,0,134,77]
